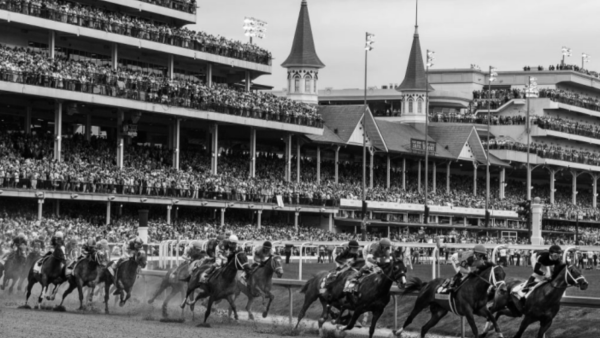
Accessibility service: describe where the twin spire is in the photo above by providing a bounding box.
[397,0,433,92]
[281,0,325,69]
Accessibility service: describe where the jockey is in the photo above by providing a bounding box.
[335,239,361,270]
[112,237,143,283]
[522,244,562,293]
[186,240,205,275]
[201,234,238,283]
[38,231,66,269]
[11,232,28,251]
[243,240,274,281]
[357,238,393,278]
[31,236,45,253]
[447,244,487,291]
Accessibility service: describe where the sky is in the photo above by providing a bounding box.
[190,0,600,91]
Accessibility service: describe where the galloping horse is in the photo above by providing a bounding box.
[58,251,108,310]
[482,263,588,338]
[397,262,506,338]
[182,251,251,325]
[1,246,28,293]
[295,260,366,330]
[148,259,196,318]
[24,253,67,308]
[336,258,407,338]
[232,255,284,320]
[99,250,147,313]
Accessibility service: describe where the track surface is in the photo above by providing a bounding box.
[1,262,599,338]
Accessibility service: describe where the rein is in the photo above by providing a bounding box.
[551,265,586,289]
[472,266,505,289]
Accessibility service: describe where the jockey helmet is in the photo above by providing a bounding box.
[191,240,203,250]
[379,238,392,248]
[349,240,360,248]
[263,241,272,249]
[135,237,144,244]
[229,235,239,244]
[549,245,562,254]
[96,239,109,251]
[216,235,225,241]
[112,246,122,256]
[86,238,96,247]
[55,231,64,238]
[17,232,25,239]
[474,244,487,255]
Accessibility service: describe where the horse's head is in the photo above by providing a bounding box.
[271,255,284,278]
[234,252,251,273]
[477,262,506,290]
[564,264,588,290]
[95,250,109,267]
[135,251,147,269]
[391,257,408,288]
[489,280,510,313]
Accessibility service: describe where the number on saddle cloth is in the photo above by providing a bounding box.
[512,280,544,300]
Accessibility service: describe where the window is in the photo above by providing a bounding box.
[305,75,312,93]
[408,97,414,113]
[417,97,424,113]
[294,76,301,93]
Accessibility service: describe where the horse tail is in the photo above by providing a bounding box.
[402,277,427,295]
[299,280,310,294]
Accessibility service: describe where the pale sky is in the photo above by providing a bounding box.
[191,0,600,90]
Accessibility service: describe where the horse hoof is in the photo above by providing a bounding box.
[262,312,268,318]
[54,305,66,312]
[334,330,347,338]
[196,323,211,328]
[18,305,31,310]
[119,301,125,307]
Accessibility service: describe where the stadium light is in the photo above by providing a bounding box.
[582,53,591,69]
[243,17,267,44]
[426,50,435,68]
[489,67,498,82]
[365,33,375,51]
[561,46,572,65]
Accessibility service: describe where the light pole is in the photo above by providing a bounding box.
[525,76,538,201]
[582,53,591,70]
[362,32,375,241]
[561,46,572,67]
[424,50,435,224]
[485,66,498,226]
[243,17,267,44]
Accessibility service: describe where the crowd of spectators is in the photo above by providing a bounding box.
[0,44,321,127]
[487,138,600,166]
[138,0,196,14]
[0,0,268,64]
[524,63,600,80]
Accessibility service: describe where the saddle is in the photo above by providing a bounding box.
[436,276,468,296]
[511,280,546,301]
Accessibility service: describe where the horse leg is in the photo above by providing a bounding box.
[87,284,96,309]
[148,278,168,304]
[464,311,480,338]
[341,308,364,332]
[536,317,553,338]
[245,293,256,320]
[262,291,274,318]
[203,297,214,324]
[294,291,318,330]
[58,279,77,308]
[419,304,448,338]
[8,277,16,294]
[120,287,131,307]
[512,315,534,338]
[24,277,35,307]
[367,310,383,338]
[49,283,61,301]
[104,280,111,314]
[37,283,47,309]
[17,274,26,292]
[226,294,240,321]
[162,287,178,318]
[318,300,331,329]
[76,278,85,310]
[477,306,504,338]
[395,296,429,336]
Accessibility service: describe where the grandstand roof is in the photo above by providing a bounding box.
[281,0,325,69]
[375,120,455,159]
[428,124,489,164]
[396,28,434,92]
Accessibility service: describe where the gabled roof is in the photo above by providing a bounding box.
[281,0,325,69]
[314,105,386,151]
[375,120,455,159]
[428,124,488,164]
[305,124,345,145]
[396,29,434,92]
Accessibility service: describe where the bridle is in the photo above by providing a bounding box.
[552,265,587,289]
[233,252,249,270]
[472,265,505,291]
[380,256,406,285]
[271,255,283,275]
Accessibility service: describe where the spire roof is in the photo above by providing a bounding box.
[281,0,325,69]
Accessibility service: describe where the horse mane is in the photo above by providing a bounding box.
[551,263,568,280]
[474,261,497,275]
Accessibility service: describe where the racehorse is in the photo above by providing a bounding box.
[24,253,67,308]
[295,260,366,330]
[336,258,407,338]
[231,255,284,320]
[1,246,28,293]
[396,262,506,338]
[148,260,193,318]
[99,250,147,313]
[481,263,588,338]
[57,251,108,311]
[181,251,251,325]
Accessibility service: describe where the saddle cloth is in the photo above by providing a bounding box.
[511,280,546,301]
[33,257,50,274]
[107,260,118,277]
[319,272,338,294]
[435,276,467,298]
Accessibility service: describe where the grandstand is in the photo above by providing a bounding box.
[0,0,596,246]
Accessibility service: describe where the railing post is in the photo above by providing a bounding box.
[393,295,398,332]
[288,287,294,324]
[461,317,466,338]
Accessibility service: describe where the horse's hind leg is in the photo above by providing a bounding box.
[295,292,318,330]
[24,278,35,307]
[103,281,111,314]
[418,304,448,338]
[463,311,479,338]
[262,291,274,318]
[477,305,504,338]
[161,287,178,318]
[226,294,239,321]
[148,277,168,304]
[76,278,85,310]
[58,279,76,308]
[513,315,534,338]
[537,317,553,338]
[245,294,256,320]
[395,296,429,336]
[203,297,214,324]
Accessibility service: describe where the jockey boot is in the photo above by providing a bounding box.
[447,274,462,291]
[521,276,536,293]
[201,265,216,283]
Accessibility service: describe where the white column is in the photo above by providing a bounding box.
[473,163,478,196]
[206,63,213,87]
[316,146,321,183]
[402,158,406,190]
[250,128,257,178]
[593,174,598,209]
[85,114,92,141]
[116,109,124,169]
[369,150,374,189]
[167,54,174,80]
[220,208,225,227]
[526,165,532,200]
[106,202,111,226]
[334,146,340,183]
[54,101,62,161]
[172,119,180,170]
[418,160,422,193]
[571,170,578,205]
[37,199,44,221]
[111,43,118,70]
[531,198,543,245]
[211,124,219,175]
[386,155,391,189]
[257,210,262,229]
[296,140,301,184]
[294,212,299,232]
[167,205,172,225]
[549,169,556,204]
[285,134,292,182]
[446,162,451,194]
[328,214,333,232]
[245,70,251,92]
[55,200,60,216]
[48,31,55,59]
[25,106,32,134]
[432,162,437,192]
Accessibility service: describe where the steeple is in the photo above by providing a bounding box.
[282,0,324,105]
[282,0,325,68]
[398,0,434,124]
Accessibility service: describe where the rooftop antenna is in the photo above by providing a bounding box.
[415,0,419,33]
